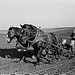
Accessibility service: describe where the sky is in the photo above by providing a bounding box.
[0,0,75,30]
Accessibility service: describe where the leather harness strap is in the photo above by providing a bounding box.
[29,32,47,46]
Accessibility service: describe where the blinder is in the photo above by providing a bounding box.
[6,29,16,43]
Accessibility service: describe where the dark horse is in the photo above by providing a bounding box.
[6,26,28,47]
[6,24,63,65]
[20,24,63,61]
[6,26,38,65]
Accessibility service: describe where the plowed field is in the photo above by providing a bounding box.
[0,33,75,75]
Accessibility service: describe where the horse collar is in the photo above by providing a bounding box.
[28,33,38,43]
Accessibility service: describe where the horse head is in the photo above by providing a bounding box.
[6,26,21,43]
[20,24,38,42]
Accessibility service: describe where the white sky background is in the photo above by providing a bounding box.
[0,0,75,30]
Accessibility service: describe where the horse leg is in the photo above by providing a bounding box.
[57,44,63,60]
[14,54,24,63]
[33,48,42,66]
[23,57,29,63]
[71,46,74,55]
[15,41,20,48]
[55,47,60,60]
[37,47,43,57]
[57,49,60,59]
[68,46,72,58]
[69,45,74,57]
[68,48,71,58]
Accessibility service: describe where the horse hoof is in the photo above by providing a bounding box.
[18,49,21,52]
[32,55,36,59]
[24,50,26,51]
[23,59,29,63]
[34,62,39,66]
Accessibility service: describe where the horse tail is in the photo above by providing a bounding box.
[49,32,58,45]
[51,33,62,44]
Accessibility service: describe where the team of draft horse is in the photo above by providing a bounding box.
[6,24,75,66]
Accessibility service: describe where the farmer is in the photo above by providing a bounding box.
[70,29,75,48]
[70,29,75,40]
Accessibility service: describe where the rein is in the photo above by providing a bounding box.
[22,28,47,45]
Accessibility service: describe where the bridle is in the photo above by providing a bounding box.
[7,28,22,43]
[7,30,15,39]
[21,28,37,42]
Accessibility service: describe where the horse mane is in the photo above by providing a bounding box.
[9,26,20,30]
[20,24,37,32]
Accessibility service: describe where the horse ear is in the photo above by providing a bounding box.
[29,25,37,32]
[10,26,12,28]
[39,26,41,29]
[20,24,23,28]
